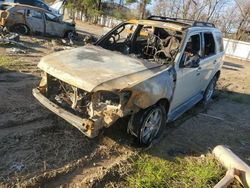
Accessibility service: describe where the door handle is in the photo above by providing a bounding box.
[196,67,201,76]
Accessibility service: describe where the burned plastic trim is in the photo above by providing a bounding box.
[34,73,137,137]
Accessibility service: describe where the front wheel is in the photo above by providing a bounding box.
[203,76,218,104]
[128,104,166,146]
[66,31,77,41]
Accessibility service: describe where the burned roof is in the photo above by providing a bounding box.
[127,19,185,32]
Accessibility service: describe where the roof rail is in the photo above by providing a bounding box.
[147,15,215,28]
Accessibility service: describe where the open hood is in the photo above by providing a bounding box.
[38,45,164,92]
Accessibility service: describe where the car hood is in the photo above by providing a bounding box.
[38,44,165,92]
[50,0,66,14]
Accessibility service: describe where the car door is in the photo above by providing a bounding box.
[169,33,203,117]
[26,8,45,35]
[198,32,218,91]
[44,12,64,37]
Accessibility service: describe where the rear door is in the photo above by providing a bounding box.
[198,32,218,91]
[26,8,45,35]
[170,33,203,111]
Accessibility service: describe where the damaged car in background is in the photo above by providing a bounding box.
[0,3,76,38]
[33,16,224,145]
[0,0,66,17]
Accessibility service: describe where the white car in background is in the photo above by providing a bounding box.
[0,0,66,17]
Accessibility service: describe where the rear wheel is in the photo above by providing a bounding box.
[11,24,29,35]
[203,76,218,104]
[128,104,166,146]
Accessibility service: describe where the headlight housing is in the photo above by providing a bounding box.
[99,91,120,105]
[95,90,131,106]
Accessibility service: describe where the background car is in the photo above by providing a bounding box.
[0,3,75,38]
[0,0,66,16]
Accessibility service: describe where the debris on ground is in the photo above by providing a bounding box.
[6,48,27,54]
[0,32,20,43]
[0,27,19,41]
[9,162,25,173]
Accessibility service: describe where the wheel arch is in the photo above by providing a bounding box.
[215,70,221,79]
[11,23,30,34]
[64,30,74,38]
[156,98,170,115]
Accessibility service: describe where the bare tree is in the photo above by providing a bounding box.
[234,0,250,40]
[152,0,249,40]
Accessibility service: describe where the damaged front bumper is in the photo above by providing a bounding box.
[32,88,102,138]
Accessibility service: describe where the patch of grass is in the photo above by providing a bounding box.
[127,154,225,188]
[226,94,250,104]
[0,55,26,70]
[0,56,15,69]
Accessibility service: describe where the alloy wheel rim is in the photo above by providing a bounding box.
[206,80,215,101]
[16,25,27,34]
[141,108,162,144]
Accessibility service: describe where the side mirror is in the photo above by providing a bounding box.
[191,58,200,68]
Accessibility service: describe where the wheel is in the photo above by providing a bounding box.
[128,104,166,146]
[12,24,29,35]
[203,76,218,104]
[65,31,77,40]
[67,31,74,39]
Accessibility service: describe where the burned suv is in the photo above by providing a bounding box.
[33,16,224,145]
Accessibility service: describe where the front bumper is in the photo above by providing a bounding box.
[32,88,101,138]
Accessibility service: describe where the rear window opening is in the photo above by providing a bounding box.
[204,33,216,57]
[0,4,12,10]
[215,32,224,52]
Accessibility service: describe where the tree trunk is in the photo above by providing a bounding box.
[139,0,147,19]
[98,0,102,10]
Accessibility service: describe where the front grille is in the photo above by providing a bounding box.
[47,76,91,117]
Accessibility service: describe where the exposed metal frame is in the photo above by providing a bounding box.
[147,15,216,28]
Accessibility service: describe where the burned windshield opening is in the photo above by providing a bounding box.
[98,22,183,64]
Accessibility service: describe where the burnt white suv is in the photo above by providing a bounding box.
[33,16,224,145]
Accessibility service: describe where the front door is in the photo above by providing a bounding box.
[26,9,45,35]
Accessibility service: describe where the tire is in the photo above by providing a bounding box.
[12,24,29,35]
[203,76,218,104]
[128,104,166,146]
[65,31,77,40]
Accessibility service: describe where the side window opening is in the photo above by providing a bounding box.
[98,23,182,64]
[215,32,224,52]
[16,9,25,15]
[27,9,42,19]
[181,34,201,67]
[45,13,59,22]
[204,33,215,57]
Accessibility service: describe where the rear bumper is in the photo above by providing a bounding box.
[32,88,101,138]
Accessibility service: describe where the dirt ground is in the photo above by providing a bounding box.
[0,22,250,187]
